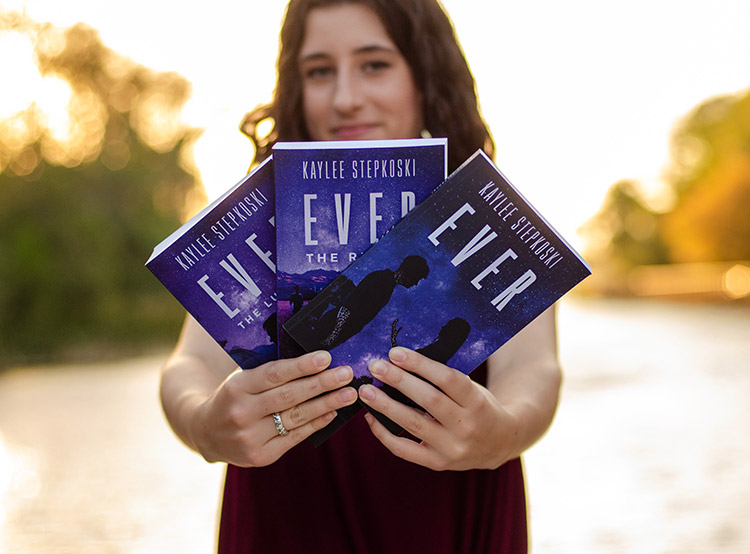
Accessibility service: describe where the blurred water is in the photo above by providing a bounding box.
[0,358,225,553]
[0,298,748,553]
[526,298,750,554]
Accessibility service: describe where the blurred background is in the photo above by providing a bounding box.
[0,1,748,552]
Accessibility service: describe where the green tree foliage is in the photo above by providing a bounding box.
[584,88,750,271]
[0,14,203,366]
[582,179,669,273]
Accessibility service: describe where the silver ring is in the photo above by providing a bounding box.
[272,412,288,436]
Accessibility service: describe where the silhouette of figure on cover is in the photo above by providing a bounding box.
[290,285,304,314]
[378,317,471,420]
[319,255,430,350]
[227,312,278,370]
[390,317,471,364]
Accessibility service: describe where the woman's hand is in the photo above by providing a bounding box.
[358,308,561,471]
[358,347,520,471]
[186,350,357,467]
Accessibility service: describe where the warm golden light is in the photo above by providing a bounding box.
[0,4,748,553]
[623,261,750,300]
[0,14,198,184]
[0,28,89,170]
[36,75,73,138]
[0,30,37,118]
[723,264,750,299]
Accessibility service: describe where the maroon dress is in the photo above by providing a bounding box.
[217,363,528,553]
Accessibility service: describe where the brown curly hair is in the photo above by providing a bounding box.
[241,0,494,172]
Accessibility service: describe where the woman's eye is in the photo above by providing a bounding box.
[363,60,391,74]
[304,66,334,80]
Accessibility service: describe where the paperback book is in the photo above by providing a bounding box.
[272,138,447,360]
[284,150,591,439]
[273,138,447,444]
[146,157,278,370]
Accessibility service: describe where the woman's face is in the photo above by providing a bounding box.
[298,3,424,142]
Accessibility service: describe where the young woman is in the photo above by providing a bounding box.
[160,1,561,552]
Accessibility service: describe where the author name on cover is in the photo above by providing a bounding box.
[301,157,418,180]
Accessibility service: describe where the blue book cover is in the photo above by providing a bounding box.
[273,138,447,359]
[146,157,278,370]
[273,138,447,444]
[284,150,591,439]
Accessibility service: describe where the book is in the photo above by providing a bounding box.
[146,157,278,370]
[273,138,447,444]
[272,138,447,356]
[284,150,591,438]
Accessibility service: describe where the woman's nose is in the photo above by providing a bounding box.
[332,69,363,114]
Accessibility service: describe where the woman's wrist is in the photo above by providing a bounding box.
[160,357,222,458]
[494,401,531,467]
[183,393,215,461]
[488,366,561,465]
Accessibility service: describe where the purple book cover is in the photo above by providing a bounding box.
[146,157,278,370]
[273,139,447,354]
[273,138,447,444]
[285,150,591,439]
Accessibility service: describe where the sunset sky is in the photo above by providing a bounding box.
[3,0,749,248]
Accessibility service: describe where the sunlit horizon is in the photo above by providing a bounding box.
[2,0,750,249]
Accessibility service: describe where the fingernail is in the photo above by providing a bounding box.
[313,351,331,368]
[335,366,353,382]
[339,387,357,403]
[359,384,376,401]
[389,347,407,363]
[370,360,387,378]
